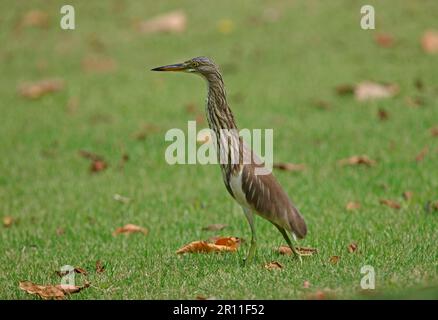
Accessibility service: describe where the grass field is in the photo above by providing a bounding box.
[1,0,438,299]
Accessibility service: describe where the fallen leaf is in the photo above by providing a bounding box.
[264,261,283,270]
[375,33,395,48]
[202,224,228,231]
[113,224,148,236]
[137,10,186,34]
[217,19,234,34]
[430,127,438,137]
[214,237,241,249]
[402,191,413,201]
[347,242,358,253]
[415,146,429,162]
[3,216,15,228]
[74,267,88,275]
[335,84,355,95]
[379,199,401,210]
[355,81,399,102]
[20,10,49,28]
[329,256,340,264]
[96,260,105,273]
[19,280,89,300]
[421,30,438,54]
[82,55,117,73]
[273,163,306,172]
[338,155,376,167]
[378,108,389,121]
[303,280,311,288]
[113,194,130,203]
[176,237,240,254]
[278,245,317,256]
[18,78,64,99]
[346,201,361,211]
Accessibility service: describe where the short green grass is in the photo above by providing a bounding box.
[1,0,438,299]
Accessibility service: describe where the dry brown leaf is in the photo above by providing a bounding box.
[402,191,413,201]
[264,261,283,270]
[137,10,186,34]
[346,201,361,211]
[430,127,438,137]
[355,81,399,102]
[96,260,105,273]
[303,280,311,289]
[379,199,401,210]
[74,267,87,275]
[113,224,148,236]
[18,78,64,99]
[176,237,240,254]
[202,224,228,231]
[375,33,395,48]
[273,163,306,172]
[278,245,317,256]
[421,30,438,54]
[19,280,89,300]
[415,147,429,162]
[3,216,15,228]
[176,241,234,254]
[82,56,117,73]
[338,155,376,167]
[20,10,49,28]
[347,242,358,253]
[56,227,65,236]
[329,256,341,264]
[214,237,241,249]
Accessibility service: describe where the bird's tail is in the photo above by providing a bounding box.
[288,205,307,239]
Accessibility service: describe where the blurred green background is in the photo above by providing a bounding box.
[0,0,437,299]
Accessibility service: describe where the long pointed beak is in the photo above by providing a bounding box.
[151,63,186,72]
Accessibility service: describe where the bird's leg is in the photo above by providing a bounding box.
[275,225,303,264]
[242,207,257,265]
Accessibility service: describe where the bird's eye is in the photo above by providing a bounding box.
[192,61,199,67]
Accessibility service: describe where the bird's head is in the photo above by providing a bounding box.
[151,56,219,77]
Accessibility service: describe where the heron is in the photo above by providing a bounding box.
[152,57,307,263]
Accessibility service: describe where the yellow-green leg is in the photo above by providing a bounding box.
[243,207,257,265]
[275,225,303,263]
